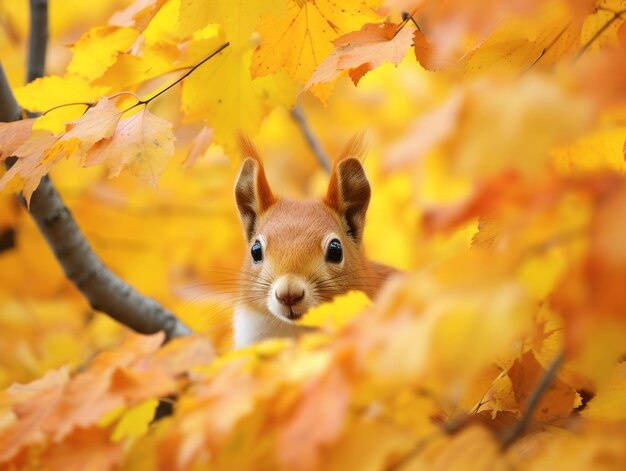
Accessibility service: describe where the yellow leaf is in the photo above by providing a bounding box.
[181,48,265,150]
[92,41,181,92]
[582,362,626,421]
[177,0,286,47]
[111,399,159,442]
[419,425,504,471]
[297,290,371,329]
[552,125,626,176]
[67,26,140,81]
[526,422,626,471]
[318,419,413,471]
[415,74,595,184]
[462,1,582,74]
[252,0,380,86]
[13,76,106,114]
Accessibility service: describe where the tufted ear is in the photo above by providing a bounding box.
[324,138,370,241]
[234,137,276,241]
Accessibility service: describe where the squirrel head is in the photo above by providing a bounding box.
[234,136,373,324]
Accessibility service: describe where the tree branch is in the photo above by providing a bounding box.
[500,352,565,449]
[27,0,48,83]
[291,104,331,173]
[0,2,192,340]
[0,66,21,122]
[27,176,192,339]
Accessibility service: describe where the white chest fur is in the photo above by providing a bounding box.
[233,306,307,348]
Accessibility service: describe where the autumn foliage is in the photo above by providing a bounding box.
[1,0,626,469]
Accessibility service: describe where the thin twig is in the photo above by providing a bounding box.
[42,101,93,115]
[395,12,420,38]
[0,2,192,340]
[290,103,331,173]
[40,43,230,118]
[500,352,565,449]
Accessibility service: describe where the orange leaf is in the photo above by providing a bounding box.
[0,130,59,203]
[0,98,122,203]
[40,426,123,471]
[0,119,34,162]
[305,21,414,89]
[85,107,175,185]
[508,351,579,424]
[277,368,350,471]
[0,367,69,462]
[60,98,123,162]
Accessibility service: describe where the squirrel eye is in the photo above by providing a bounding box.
[326,239,343,263]
[251,240,263,263]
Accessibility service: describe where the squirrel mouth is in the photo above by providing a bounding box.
[285,308,303,321]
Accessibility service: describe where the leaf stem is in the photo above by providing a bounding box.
[42,101,94,115]
[394,13,420,39]
[132,41,230,109]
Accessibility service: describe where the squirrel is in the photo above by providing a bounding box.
[232,136,398,347]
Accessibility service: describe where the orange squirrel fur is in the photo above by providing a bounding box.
[233,136,398,347]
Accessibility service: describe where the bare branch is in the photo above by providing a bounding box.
[0,1,192,341]
[26,178,192,339]
[27,0,48,83]
[0,66,21,122]
[291,104,331,173]
[500,352,565,449]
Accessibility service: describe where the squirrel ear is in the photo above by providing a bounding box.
[325,157,371,241]
[234,140,275,241]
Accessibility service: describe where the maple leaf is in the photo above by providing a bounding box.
[305,21,414,89]
[508,351,580,424]
[582,362,626,421]
[40,426,123,471]
[0,119,34,162]
[297,290,371,329]
[0,367,70,462]
[178,1,291,149]
[277,368,350,471]
[252,0,381,86]
[0,333,213,467]
[66,26,140,81]
[0,98,123,203]
[85,106,175,184]
[0,131,60,203]
[13,75,107,115]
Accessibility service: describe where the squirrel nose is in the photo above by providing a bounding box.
[276,290,304,307]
